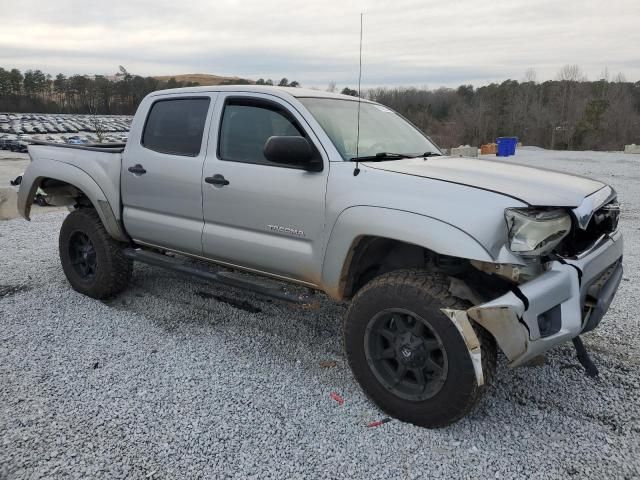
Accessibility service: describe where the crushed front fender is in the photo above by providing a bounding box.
[441,308,484,386]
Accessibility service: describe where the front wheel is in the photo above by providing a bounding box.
[59,209,132,299]
[344,269,496,428]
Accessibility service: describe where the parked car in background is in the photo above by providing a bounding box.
[1,134,16,149]
[2,134,29,152]
[11,138,30,152]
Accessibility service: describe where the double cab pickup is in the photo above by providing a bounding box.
[17,86,623,427]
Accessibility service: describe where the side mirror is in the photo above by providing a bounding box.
[263,136,321,171]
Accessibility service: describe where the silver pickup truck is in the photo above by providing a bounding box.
[16,86,623,428]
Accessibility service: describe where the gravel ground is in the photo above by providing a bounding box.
[1,148,639,479]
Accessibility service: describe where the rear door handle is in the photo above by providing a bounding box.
[205,174,230,187]
[128,164,147,175]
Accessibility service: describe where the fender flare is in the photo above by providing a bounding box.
[17,158,128,242]
[321,206,494,300]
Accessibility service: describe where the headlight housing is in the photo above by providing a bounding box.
[505,208,572,256]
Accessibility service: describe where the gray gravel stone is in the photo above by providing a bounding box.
[1,148,639,479]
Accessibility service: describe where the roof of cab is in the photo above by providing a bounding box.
[148,85,372,102]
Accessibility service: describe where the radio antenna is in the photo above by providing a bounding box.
[353,12,363,176]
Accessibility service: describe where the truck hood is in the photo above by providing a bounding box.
[365,156,606,207]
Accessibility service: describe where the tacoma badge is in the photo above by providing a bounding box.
[267,224,305,237]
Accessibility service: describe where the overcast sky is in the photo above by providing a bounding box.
[1,0,638,89]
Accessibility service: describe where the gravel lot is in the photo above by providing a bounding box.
[1,148,639,479]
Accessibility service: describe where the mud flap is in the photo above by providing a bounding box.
[441,309,484,387]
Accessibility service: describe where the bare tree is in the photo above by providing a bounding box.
[523,68,537,83]
[550,65,588,149]
[327,81,337,93]
[88,105,106,143]
[614,72,627,83]
[557,64,585,82]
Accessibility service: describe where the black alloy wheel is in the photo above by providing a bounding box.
[68,231,98,279]
[365,308,448,401]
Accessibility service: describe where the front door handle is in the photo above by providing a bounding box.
[128,164,147,175]
[205,174,230,187]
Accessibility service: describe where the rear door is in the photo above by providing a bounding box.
[122,93,217,255]
[201,93,328,285]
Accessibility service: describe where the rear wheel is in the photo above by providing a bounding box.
[59,209,132,299]
[344,269,496,428]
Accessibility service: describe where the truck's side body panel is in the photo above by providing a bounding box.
[201,92,330,284]
[121,92,219,256]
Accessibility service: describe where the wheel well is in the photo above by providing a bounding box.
[34,177,129,242]
[38,178,93,208]
[340,236,469,299]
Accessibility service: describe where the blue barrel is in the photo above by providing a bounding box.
[509,137,518,155]
[496,137,509,157]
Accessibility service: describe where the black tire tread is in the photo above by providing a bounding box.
[59,209,132,299]
[344,268,497,428]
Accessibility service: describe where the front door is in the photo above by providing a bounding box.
[122,93,217,255]
[201,93,328,285]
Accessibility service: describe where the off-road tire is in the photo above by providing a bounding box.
[344,269,497,428]
[59,209,132,299]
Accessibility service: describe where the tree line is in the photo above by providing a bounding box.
[2,64,638,150]
[344,66,640,150]
[0,66,300,116]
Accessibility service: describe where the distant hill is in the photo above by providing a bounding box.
[152,73,253,86]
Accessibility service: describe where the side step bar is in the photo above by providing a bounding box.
[123,248,304,303]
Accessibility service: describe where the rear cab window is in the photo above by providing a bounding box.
[142,97,211,156]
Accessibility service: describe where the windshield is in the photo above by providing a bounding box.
[298,97,439,160]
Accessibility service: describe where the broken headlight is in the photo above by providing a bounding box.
[505,208,571,256]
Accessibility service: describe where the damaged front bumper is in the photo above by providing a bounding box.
[464,230,623,368]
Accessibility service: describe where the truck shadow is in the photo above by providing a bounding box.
[101,262,347,364]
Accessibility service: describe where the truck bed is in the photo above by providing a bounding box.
[18,141,124,229]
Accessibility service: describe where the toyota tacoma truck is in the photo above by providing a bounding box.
[16,86,623,428]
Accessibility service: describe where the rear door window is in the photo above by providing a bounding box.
[142,98,210,156]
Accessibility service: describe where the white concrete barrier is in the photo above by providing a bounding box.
[450,145,478,157]
[624,144,640,154]
[0,187,19,221]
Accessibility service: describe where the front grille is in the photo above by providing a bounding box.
[557,200,620,257]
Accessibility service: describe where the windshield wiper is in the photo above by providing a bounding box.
[349,152,413,162]
[413,151,442,158]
